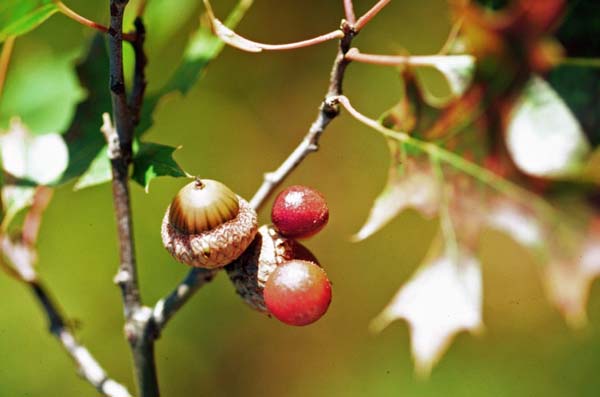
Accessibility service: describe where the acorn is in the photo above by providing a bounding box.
[161,178,258,269]
[226,225,319,312]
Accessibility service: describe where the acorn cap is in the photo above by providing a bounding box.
[226,225,319,313]
[161,179,258,269]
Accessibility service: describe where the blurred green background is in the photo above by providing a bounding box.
[2,1,600,396]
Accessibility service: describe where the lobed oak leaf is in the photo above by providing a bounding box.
[353,142,440,241]
[544,220,600,328]
[371,246,483,377]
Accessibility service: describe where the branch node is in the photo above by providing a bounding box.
[113,269,131,285]
[264,172,277,183]
[100,113,121,160]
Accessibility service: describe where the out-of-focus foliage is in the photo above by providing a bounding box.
[0,46,83,134]
[354,0,600,372]
[0,0,59,43]
[1,0,600,395]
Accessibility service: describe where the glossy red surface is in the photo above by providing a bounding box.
[263,260,332,326]
[271,185,329,239]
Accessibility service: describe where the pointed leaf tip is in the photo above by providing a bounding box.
[373,246,483,375]
[353,154,440,242]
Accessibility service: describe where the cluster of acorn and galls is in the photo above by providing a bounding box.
[161,178,331,326]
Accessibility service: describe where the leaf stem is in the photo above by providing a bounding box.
[345,48,475,67]
[431,156,459,261]
[343,0,356,24]
[0,36,15,106]
[204,0,342,53]
[54,1,136,42]
[354,0,391,31]
[332,95,560,223]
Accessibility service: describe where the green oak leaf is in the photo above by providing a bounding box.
[132,142,186,192]
[136,0,254,136]
[67,1,253,190]
[0,0,59,43]
[72,146,110,191]
[0,44,84,135]
[59,34,110,185]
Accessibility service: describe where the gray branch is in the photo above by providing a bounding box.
[1,236,131,397]
[31,281,133,397]
[106,1,158,396]
[249,21,355,211]
[152,268,217,332]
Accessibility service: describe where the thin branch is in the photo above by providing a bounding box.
[106,0,141,323]
[343,0,356,24]
[30,280,133,397]
[345,48,475,67]
[106,1,158,396]
[108,1,135,163]
[250,21,356,211]
[0,193,131,397]
[152,268,217,332]
[54,1,136,42]
[204,0,342,53]
[0,36,15,105]
[213,19,343,53]
[354,0,391,31]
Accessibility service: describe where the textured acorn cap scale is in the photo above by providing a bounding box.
[161,179,258,269]
[226,225,319,312]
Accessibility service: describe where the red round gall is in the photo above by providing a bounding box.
[263,260,332,326]
[271,185,329,239]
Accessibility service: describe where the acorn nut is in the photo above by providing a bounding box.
[161,179,258,269]
[226,225,319,312]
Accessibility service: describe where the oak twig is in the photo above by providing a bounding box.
[54,0,136,42]
[31,280,133,397]
[106,1,159,396]
[354,0,391,31]
[343,0,356,24]
[249,21,356,211]
[152,268,218,332]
